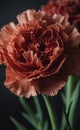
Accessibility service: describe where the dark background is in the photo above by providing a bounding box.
[0,0,80,130]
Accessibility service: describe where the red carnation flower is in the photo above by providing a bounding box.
[0,10,80,97]
[42,0,80,26]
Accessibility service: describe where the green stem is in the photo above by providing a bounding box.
[61,76,76,130]
[66,76,75,110]
[63,108,71,130]
[33,96,43,120]
[19,97,34,117]
[42,95,59,130]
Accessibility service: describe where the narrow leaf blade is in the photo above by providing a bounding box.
[10,116,27,130]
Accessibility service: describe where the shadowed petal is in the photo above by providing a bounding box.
[37,71,67,96]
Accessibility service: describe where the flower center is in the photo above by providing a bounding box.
[14,24,63,67]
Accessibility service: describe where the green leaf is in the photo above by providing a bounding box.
[61,77,80,130]
[19,97,46,130]
[66,76,76,110]
[69,80,80,129]
[42,95,59,130]
[43,120,48,130]
[33,96,43,120]
[22,112,45,130]
[60,92,66,107]
[67,101,73,117]
[10,117,27,130]
[22,112,38,130]
[18,97,35,119]
[62,108,71,130]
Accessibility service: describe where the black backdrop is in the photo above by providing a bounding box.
[0,0,80,130]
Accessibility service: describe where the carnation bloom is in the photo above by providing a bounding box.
[41,0,80,26]
[0,10,80,98]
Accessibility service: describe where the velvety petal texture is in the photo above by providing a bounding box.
[0,10,80,97]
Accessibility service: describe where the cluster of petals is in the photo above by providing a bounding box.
[42,0,80,26]
[0,9,80,97]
